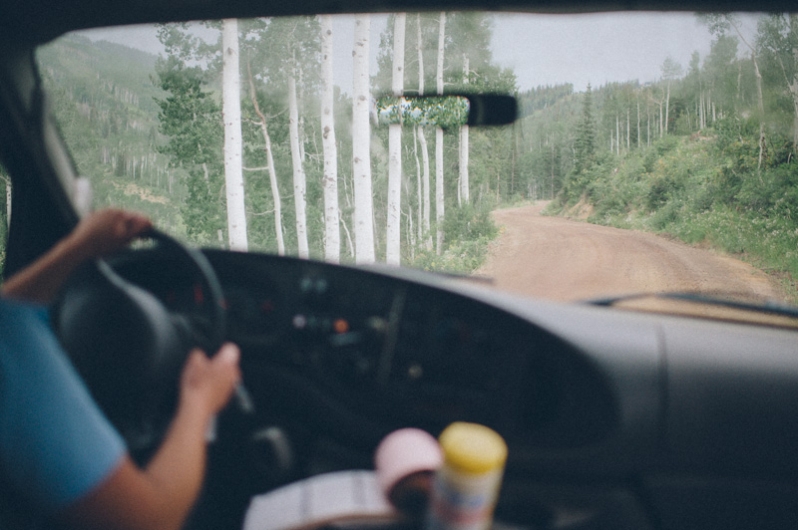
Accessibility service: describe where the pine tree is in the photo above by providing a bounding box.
[573,83,596,175]
[155,55,226,246]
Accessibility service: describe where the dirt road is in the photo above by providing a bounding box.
[476,202,780,302]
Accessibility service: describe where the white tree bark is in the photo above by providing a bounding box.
[725,15,766,169]
[789,15,798,151]
[753,52,766,170]
[419,126,432,250]
[320,15,340,263]
[288,72,309,258]
[413,127,422,242]
[298,67,307,164]
[247,61,285,255]
[387,13,406,266]
[459,54,469,205]
[341,216,355,258]
[222,18,248,251]
[637,97,641,149]
[435,12,445,255]
[416,14,425,97]
[626,107,630,150]
[436,127,444,255]
[353,14,375,264]
[665,81,671,135]
[700,92,705,129]
[416,14,431,250]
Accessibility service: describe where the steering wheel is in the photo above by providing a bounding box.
[51,228,227,451]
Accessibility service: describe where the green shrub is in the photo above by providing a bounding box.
[550,129,798,302]
[410,200,499,275]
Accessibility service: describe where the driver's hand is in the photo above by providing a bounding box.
[67,208,152,260]
[179,343,241,417]
[1,209,152,303]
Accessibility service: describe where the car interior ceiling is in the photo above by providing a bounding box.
[0,0,796,48]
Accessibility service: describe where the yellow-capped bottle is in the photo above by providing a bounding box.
[425,422,508,530]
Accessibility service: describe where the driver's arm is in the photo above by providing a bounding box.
[1,209,151,304]
[59,344,241,530]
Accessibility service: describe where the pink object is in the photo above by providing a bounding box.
[374,428,443,496]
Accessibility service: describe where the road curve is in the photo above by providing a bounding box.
[476,202,780,303]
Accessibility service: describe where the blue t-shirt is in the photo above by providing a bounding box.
[0,298,125,518]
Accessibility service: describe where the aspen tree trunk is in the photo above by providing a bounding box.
[550,143,555,199]
[416,13,432,250]
[708,94,712,125]
[792,83,798,152]
[288,72,309,258]
[414,127,422,243]
[353,14,375,264]
[320,15,340,263]
[387,13,406,266]
[222,18,248,251]
[340,217,355,258]
[417,14,425,96]
[753,52,765,170]
[637,98,641,149]
[459,54,470,205]
[737,61,743,103]
[727,16,766,170]
[615,115,620,155]
[404,178,415,255]
[701,92,707,129]
[791,15,798,151]
[247,61,285,255]
[435,12,445,255]
[419,126,432,250]
[699,92,704,129]
[665,81,671,135]
[298,67,307,164]
[626,108,630,150]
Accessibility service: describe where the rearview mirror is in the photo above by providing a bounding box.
[376,94,517,128]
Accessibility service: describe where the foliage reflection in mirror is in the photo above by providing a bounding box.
[376,94,516,128]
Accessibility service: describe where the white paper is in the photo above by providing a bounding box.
[243,470,398,530]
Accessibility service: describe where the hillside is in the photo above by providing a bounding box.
[36,34,184,232]
[546,132,798,302]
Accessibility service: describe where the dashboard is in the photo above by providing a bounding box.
[111,249,798,530]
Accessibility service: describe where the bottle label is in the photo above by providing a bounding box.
[426,468,502,530]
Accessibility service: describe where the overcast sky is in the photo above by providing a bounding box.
[80,12,759,94]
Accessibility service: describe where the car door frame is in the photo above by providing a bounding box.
[0,40,80,279]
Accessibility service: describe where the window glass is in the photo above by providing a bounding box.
[36,13,798,310]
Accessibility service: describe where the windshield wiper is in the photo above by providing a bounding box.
[586,291,798,319]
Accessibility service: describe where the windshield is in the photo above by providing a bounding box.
[33,12,798,309]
